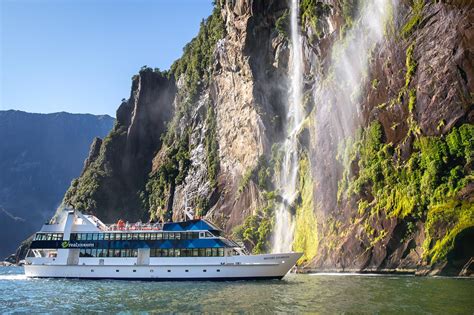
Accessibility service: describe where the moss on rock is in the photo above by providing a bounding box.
[292,154,318,264]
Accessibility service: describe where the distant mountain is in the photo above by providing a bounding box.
[0,110,114,259]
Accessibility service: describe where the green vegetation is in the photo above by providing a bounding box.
[238,168,254,194]
[300,0,331,39]
[170,6,225,102]
[401,0,425,39]
[63,123,128,212]
[342,0,358,29]
[143,132,191,221]
[371,79,380,90]
[143,4,225,218]
[233,193,276,254]
[205,104,219,188]
[276,9,290,38]
[405,43,417,89]
[292,154,318,263]
[424,200,473,264]
[408,88,417,113]
[338,121,474,264]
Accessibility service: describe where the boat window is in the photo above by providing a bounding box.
[205,232,213,238]
[193,232,199,239]
[161,249,168,257]
[175,232,181,240]
[168,233,175,240]
[98,233,104,241]
[46,234,52,241]
[97,249,103,257]
[125,233,131,240]
[91,249,97,257]
[205,248,212,257]
[132,249,138,257]
[132,233,139,240]
[150,233,157,240]
[218,248,224,257]
[212,248,218,257]
[69,234,76,241]
[85,248,92,257]
[199,248,206,257]
[139,233,145,240]
[162,233,168,240]
[199,232,205,239]
[157,233,163,240]
[104,233,109,240]
[114,249,120,257]
[86,233,92,241]
[193,249,199,257]
[111,233,117,241]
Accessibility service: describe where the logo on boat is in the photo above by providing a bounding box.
[61,241,94,248]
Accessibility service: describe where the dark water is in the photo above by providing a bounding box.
[0,267,473,314]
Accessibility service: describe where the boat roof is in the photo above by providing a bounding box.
[162,219,221,232]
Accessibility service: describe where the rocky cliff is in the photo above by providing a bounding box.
[62,0,473,276]
[0,110,114,259]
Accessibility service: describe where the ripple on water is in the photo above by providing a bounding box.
[0,267,473,314]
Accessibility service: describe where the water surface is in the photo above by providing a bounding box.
[1,267,473,313]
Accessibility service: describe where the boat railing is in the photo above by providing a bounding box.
[104,222,164,231]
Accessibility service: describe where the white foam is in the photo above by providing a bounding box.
[0,274,28,280]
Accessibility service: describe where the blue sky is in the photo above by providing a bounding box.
[1,0,214,116]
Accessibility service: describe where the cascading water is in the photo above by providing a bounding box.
[272,0,304,253]
[311,0,396,212]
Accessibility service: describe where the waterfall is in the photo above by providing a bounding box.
[272,0,304,253]
[312,0,396,212]
[271,0,396,253]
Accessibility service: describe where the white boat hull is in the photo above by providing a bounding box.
[25,252,301,281]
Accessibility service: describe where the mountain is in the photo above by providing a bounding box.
[61,0,472,276]
[0,110,114,259]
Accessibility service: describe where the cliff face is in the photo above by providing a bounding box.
[62,0,473,275]
[63,70,175,222]
[0,110,114,259]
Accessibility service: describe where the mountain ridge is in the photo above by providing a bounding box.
[0,110,114,259]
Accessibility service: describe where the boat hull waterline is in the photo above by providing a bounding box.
[25,253,301,281]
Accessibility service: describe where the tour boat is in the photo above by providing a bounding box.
[24,210,302,280]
